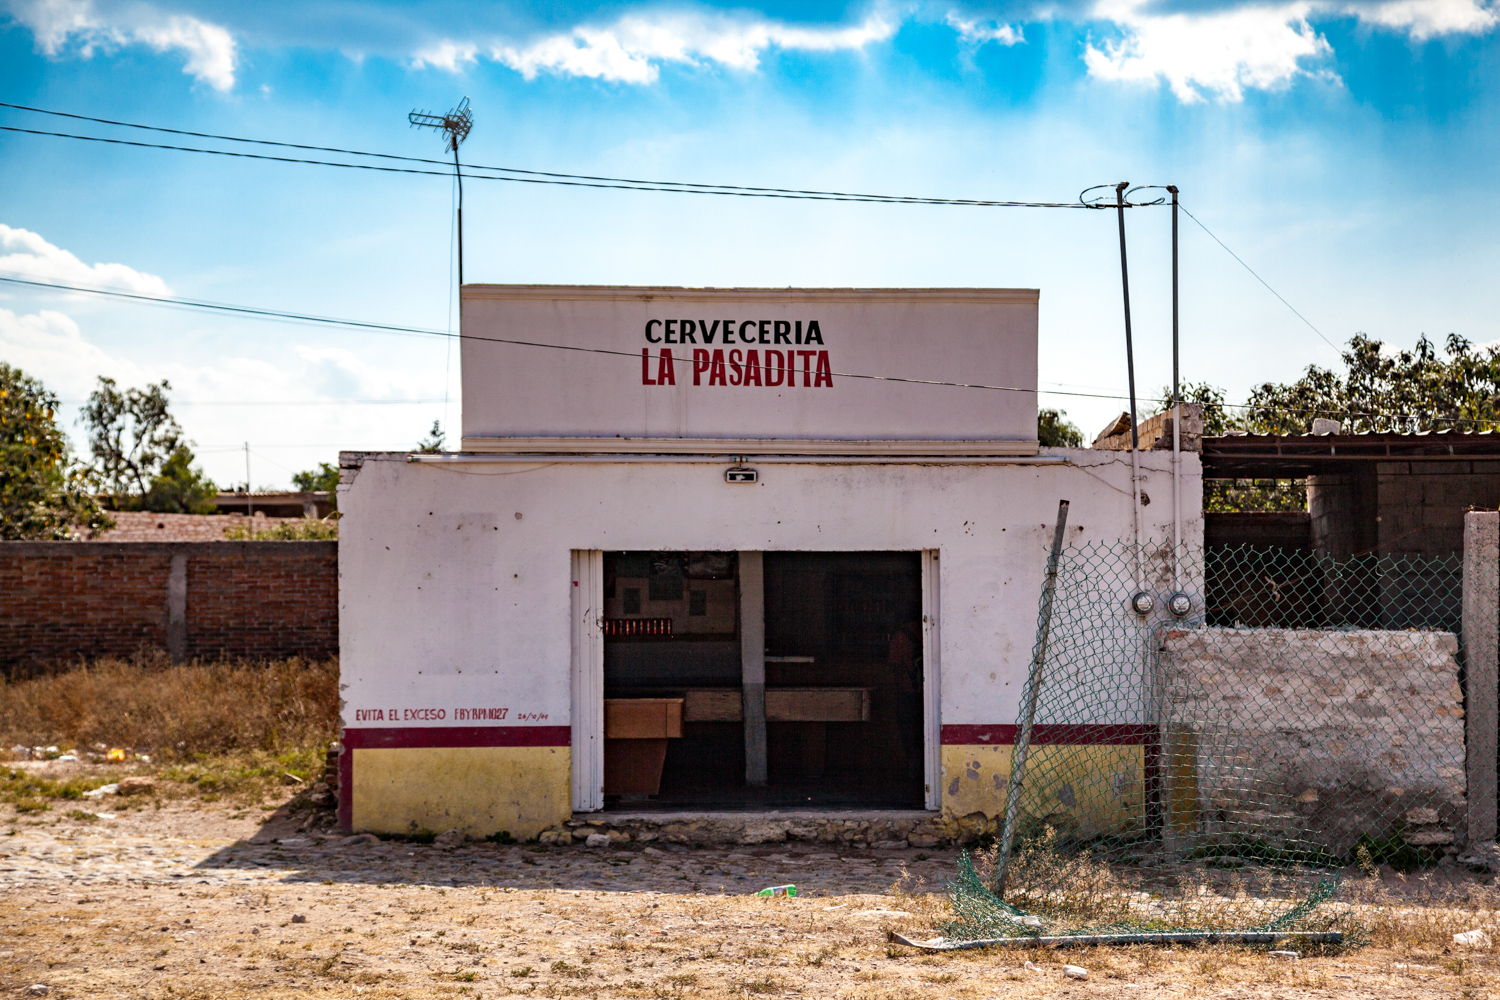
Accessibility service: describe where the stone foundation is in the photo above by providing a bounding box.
[541,810,948,848]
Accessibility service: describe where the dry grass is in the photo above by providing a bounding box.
[3,877,1497,999]
[0,653,338,809]
[1344,871,1500,951]
[0,652,338,757]
[958,826,1500,957]
[225,517,338,541]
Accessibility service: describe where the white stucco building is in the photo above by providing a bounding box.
[336,285,1202,841]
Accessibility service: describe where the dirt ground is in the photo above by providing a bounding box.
[2,764,1498,998]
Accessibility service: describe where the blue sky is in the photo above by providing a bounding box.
[1,0,1497,487]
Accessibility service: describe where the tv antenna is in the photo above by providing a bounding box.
[408,97,474,286]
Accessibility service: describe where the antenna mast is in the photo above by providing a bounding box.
[408,97,474,287]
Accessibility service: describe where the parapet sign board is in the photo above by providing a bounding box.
[459,286,1039,453]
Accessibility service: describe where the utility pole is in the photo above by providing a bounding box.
[1167,185,1181,586]
[409,98,474,288]
[1115,182,1145,594]
[244,441,253,519]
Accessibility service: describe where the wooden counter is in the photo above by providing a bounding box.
[603,698,684,797]
[682,688,871,724]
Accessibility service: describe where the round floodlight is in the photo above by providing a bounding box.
[1130,591,1155,616]
[1168,592,1193,618]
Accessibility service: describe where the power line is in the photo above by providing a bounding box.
[13,274,1465,427]
[1178,203,1337,352]
[57,398,451,406]
[1,104,1345,369]
[0,121,1090,210]
[0,272,451,336]
[3,100,1098,207]
[11,272,1452,424]
[0,272,1115,400]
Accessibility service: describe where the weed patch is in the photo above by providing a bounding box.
[0,652,337,758]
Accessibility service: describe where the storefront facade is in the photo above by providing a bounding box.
[336,286,1202,840]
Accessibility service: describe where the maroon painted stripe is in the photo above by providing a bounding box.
[341,725,572,749]
[941,723,1153,746]
[337,747,353,833]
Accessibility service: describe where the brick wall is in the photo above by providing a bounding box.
[0,542,337,670]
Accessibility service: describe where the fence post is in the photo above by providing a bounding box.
[166,549,188,663]
[1463,511,1499,848]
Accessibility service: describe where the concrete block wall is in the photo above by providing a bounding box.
[1159,627,1467,855]
[1204,512,1310,552]
[1377,461,1500,557]
[1309,460,1500,559]
[0,542,338,670]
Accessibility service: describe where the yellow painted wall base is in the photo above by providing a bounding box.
[351,746,571,840]
[941,744,1146,841]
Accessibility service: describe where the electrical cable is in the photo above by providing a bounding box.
[1,105,1345,381]
[0,120,1090,209]
[13,272,1497,429]
[0,271,1119,401]
[56,398,450,406]
[2,100,1095,207]
[1178,202,1337,352]
[3,100,1094,207]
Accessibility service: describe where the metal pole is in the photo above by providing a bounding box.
[891,929,1344,952]
[244,442,252,519]
[995,499,1070,896]
[1116,183,1145,591]
[453,145,464,289]
[1168,185,1181,589]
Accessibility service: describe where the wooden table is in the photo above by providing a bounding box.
[603,698,684,796]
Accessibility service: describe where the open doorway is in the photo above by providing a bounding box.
[599,550,925,810]
[603,552,742,803]
[763,552,925,808]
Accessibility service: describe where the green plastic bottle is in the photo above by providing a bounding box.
[755,885,797,897]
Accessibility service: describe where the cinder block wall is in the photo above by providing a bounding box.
[0,542,338,670]
[1309,461,1500,558]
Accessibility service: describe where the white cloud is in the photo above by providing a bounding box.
[294,345,409,400]
[0,308,129,399]
[1085,1,1334,102]
[945,12,1024,46]
[1082,0,1497,102]
[1349,0,1498,39]
[415,11,896,84]
[0,223,170,296]
[410,39,479,73]
[3,0,237,90]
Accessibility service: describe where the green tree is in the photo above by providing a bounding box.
[1037,408,1084,447]
[0,363,113,539]
[1156,381,1231,437]
[1239,333,1500,434]
[292,462,339,493]
[80,377,184,500]
[142,445,218,514]
[416,420,445,453]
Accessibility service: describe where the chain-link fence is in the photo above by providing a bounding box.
[939,538,1471,947]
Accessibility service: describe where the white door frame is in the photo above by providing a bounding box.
[570,550,605,812]
[921,549,942,810]
[574,548,941,812]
